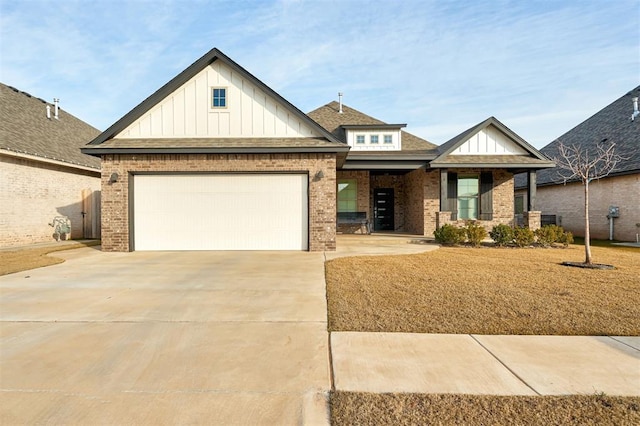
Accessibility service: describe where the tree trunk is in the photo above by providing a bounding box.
[584,180,592,264]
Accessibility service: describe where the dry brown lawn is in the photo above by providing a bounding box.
[331,392,640,426]
[326,245,640,335]
[0,241,100,276]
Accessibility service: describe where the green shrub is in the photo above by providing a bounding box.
[558,230,574,247]
[535,225,574,247]
[513,226,535,247]
[434,224,466,245]
[465,221,487,247]
[489,224,514,246]
[535,225,561,247]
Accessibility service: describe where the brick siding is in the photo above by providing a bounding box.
[100,153,336,252]
[1,154,101,247]
[437,168,515,234]
[535,173,640,241]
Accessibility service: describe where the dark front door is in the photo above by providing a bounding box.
[374,188,394,231]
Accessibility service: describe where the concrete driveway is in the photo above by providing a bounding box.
[0,247,330,425]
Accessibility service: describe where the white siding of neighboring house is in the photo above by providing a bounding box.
[451,125,528,155]
[116,61,321,139]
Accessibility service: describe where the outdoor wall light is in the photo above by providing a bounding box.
[109,172,119,184]
[314,170,324,180]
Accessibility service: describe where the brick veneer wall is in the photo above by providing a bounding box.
[437,168,515,232]
[404,168,439,236]
[535,173,639,241]
[100,153,337,252]
[1,155,100,247]
[336,170,370,234]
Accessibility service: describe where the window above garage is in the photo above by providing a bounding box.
[211,87,227,108]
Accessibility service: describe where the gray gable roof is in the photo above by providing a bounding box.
[84,48,343,153]
[430,116,554,170]
[532,85,640,186]
[0,83,100,170]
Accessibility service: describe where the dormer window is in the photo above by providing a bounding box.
[211,87,227,108]
[341,124,405,151]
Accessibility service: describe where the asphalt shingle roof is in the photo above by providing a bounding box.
[516,85,640,188]
[0,83,100,170]
[308,101,438,154]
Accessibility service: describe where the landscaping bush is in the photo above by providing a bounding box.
[465,221,487,247]
[489,224,514,246]
[558,230,574,247]
[535,225,574,247]
[434,224,466,245]
[513,226,535,247]
[535,225,561,247]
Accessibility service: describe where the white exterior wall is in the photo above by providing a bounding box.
[0,154,101,247]
[117,61,320,139]
[451,125,527,155]
[346,129,401,151]
[535,173,640,241]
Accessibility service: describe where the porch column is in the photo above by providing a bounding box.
[440,169,448,211]
[527,170,537,211]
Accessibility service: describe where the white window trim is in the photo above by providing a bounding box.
[383,134,393,144]
[356,134,365,144]
[370,134,379,144]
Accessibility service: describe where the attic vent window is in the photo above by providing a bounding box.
[211,87,227,108]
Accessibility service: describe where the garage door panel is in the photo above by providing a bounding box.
[133,174,308,251]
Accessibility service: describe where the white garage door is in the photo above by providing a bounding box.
[133,174,308,251]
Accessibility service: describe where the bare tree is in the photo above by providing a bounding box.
[553,141,625,264]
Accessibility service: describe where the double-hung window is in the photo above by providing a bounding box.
[370,135,379,144]
[384,134,393,144]
[457,175,479,220]
[356,135,365,144]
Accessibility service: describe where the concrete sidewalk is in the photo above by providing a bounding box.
[331,332,640,396]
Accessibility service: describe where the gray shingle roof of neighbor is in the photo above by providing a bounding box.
[515,85,640,188]
[431,116,555,170]
[308,101,439,155]
[83,47,344,155]
[0,83,101,170]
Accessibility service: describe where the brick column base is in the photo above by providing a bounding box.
[524,211,541,230]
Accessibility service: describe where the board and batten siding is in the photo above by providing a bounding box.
[116,61,320,139]
[451,125,528,155]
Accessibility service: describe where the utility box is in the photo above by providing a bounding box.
[609,206,620,218]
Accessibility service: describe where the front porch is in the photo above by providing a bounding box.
[336,167,523,238]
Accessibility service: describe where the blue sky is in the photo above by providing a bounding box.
[1,0,638,148]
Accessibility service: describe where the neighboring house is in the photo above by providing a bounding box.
[0,83,101,248]
[515,86,640,241]
[82,48,553,252]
